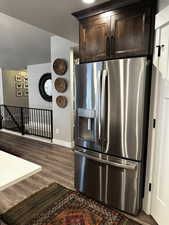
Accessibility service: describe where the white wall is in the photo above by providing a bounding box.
[27,63,52,109]
[143,2,169,215]
[0,68,4,105]
[158,0,169,11]
[51,36,76,148]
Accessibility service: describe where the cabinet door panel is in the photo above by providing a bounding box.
[80,16,110,62]
[111,6,151,57]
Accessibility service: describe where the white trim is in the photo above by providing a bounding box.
[143,66,160,214]
[143,5,169,215]
[155,5,169,29]
[70,48,75,145]
[0,129,22,136]
[0,129,75,148]
[23,134,52,143]
[0,129,52,143]
[53,139,74,148]
[142,29,161,215]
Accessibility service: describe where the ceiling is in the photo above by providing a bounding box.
[0,0,109,42]
[0,12,54,69]
[0,0,109,69]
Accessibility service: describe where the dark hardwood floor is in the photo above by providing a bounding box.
[0,131,74,214]
[0,131,157,225]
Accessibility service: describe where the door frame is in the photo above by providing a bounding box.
[143,4,169,214]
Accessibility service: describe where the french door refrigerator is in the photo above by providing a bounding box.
[74,57,150,215]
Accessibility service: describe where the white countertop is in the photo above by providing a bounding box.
[0,150,42,191]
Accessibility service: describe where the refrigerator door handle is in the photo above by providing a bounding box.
[101,70,108,144]
[106,68,110,152]
[98,70,102,142]
[75,151,136,170]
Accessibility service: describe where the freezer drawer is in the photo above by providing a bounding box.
[75,148,142,215]
[75,152,105,203]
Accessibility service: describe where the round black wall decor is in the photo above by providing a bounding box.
[39,73,52,102]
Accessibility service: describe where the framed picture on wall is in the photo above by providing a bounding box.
[24,82,28,89]
[16,90,23,97]
[24,76,28,82]
[24,89,29,97]
[20,71,27,77]
[15,82,23,89]
[15,74,22,82]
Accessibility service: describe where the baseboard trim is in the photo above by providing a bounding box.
[0,129,52,143]
[0,129,75,148]
[52,139,74,148]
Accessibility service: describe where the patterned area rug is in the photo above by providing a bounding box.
[1,183,139,225]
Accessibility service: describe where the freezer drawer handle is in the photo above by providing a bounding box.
[75,151,136,170]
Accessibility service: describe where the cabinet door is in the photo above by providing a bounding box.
[80,16,110,62]
[110,6,151,57]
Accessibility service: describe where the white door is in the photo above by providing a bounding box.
[151,24,169,225]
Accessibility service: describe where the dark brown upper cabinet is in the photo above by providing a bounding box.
[80,15,110,63]
[73,1,155,63]
[110,5,151,58]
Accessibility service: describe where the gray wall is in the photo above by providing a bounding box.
[27,63,52,109]
[2,70,28,107]
[0,12,53,70]
[0,68,4,105]
[51,36,76,147]
[158,0,169,11]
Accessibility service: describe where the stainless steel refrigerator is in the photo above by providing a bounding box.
[74,57,150,215]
